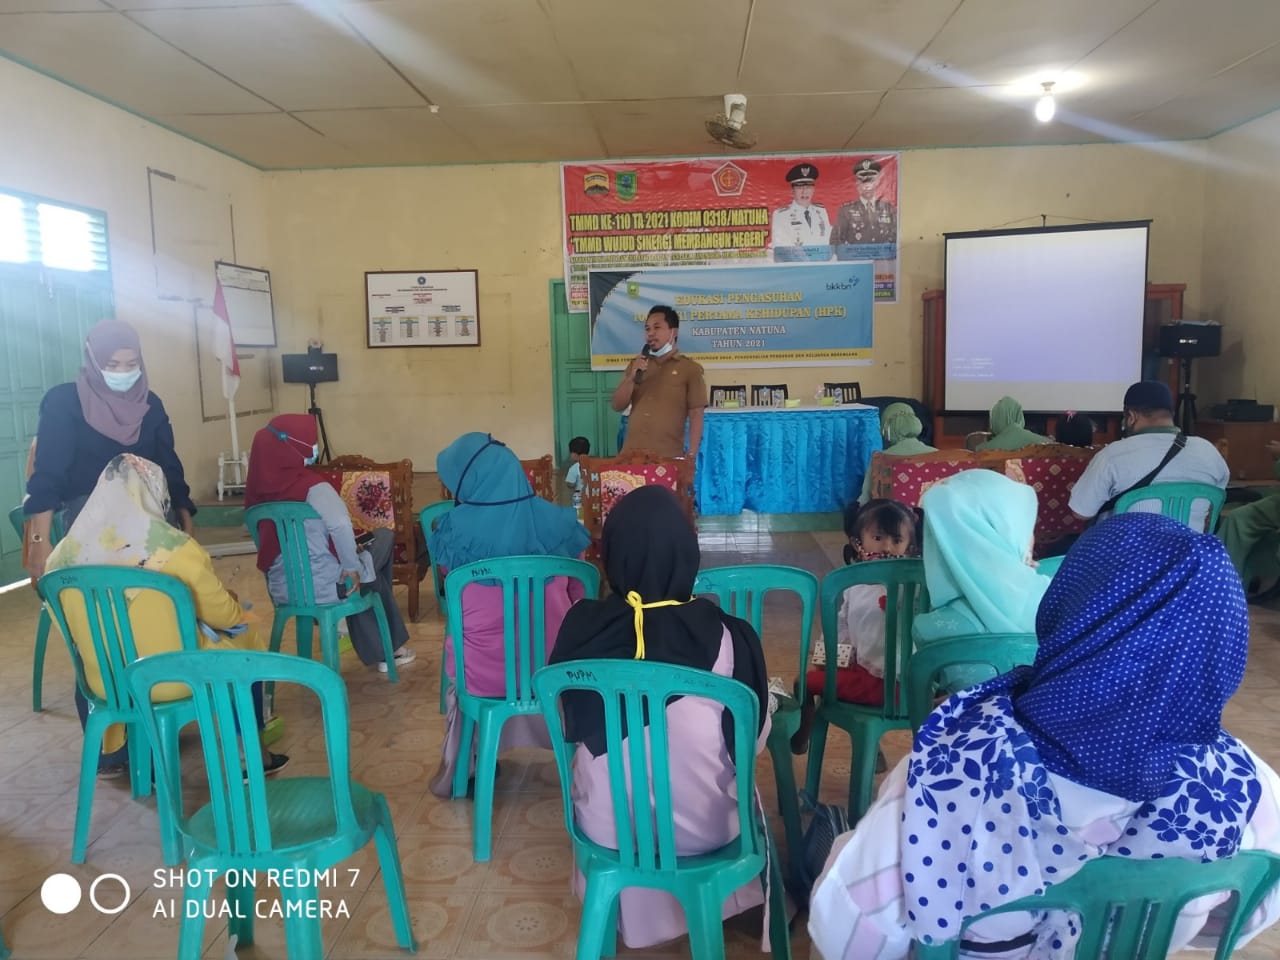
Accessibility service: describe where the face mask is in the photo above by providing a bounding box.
[650,340,674,358]
[303,444,319,466]
[102,368,141,393]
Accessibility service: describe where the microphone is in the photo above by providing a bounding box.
[634,344,652,383]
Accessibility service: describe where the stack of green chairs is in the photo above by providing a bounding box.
[804,558,929,822]
[444,554,599,861]
[125,650,416,959]
[692,563,817,887]
[534,658,791,960]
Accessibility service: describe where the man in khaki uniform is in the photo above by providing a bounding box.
[611,305,707,459]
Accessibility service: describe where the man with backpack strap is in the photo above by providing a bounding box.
[1070,380,1228,532]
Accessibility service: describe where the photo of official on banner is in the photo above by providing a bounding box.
[588,262,875,369]
[562,152,900,311]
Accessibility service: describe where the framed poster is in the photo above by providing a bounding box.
[214,261,276,347]
[365,270,480,348]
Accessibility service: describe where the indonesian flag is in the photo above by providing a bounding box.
[211,278,241,400]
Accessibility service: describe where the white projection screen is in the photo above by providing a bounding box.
[944,222,1150,412]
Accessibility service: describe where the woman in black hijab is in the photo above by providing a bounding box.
[549,484,772,950]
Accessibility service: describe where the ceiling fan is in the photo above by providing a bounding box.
[705,93,757,150]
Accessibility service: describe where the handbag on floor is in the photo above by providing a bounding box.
[794,791,850,904]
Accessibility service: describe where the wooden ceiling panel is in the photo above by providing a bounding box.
[341,0,582,107]
[895,0,1155,90]
[850,87,1111,149]
[740,0,961,95]
[0,10,272,114]
[159,112,355,168]
[549,0,749,101]
[438,103,605,162]
[297,107,481,164]
[130,5,424,111]
[745,93,884,152]
[586,98,731,158]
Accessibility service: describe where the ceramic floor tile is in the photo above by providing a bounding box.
[329,883,474,960]
[451,891,581,959]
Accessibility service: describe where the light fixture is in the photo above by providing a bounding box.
[1035,81,1056,123]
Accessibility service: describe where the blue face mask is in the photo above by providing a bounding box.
[102,368,142,393]
[650,340,674,358]
[303,444,319,466]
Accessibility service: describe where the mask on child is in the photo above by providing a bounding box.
[303,443,319,466]
[650,340,674,358]
[102,368,142,393]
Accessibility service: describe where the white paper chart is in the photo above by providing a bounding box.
[365,270,480,348]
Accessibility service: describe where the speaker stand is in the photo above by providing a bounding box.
[1175,356,1198,436]
[306,381,333,463]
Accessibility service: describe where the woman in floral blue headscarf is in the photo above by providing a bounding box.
[809,513,1280,960]
[428,432,590,797]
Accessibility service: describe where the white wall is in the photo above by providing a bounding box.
[0,58,274,500]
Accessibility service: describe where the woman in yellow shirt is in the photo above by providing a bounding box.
[45,453,287,778]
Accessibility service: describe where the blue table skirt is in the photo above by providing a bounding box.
[695,407,882,515]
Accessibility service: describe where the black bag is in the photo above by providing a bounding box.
[794,791,851,903]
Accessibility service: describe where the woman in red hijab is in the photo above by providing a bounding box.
[244,414,412,672]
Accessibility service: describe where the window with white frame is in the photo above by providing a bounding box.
[0,189,109,271]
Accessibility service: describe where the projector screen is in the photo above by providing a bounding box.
[944,222,1149,412]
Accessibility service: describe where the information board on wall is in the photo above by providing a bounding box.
[365,270,480,348]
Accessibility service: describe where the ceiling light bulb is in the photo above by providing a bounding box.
[1035,82,1056,123]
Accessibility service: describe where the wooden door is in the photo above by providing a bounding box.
[0,262,113,583]
[549,280,622,467]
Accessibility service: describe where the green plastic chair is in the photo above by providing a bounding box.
[1114,481,1227,533]
[533,658,791,960]
[905,633,1038,733]
[39,565,201,865]
[0,924,8,960]
[125,650,417,959]
[418,499,455,714]
[692,563,817,887]
[8,504,64,712]
[804,558,929,822]
[913,851,1280,959]
[1035,554,1065,578]
[444,554,599,862]
[245,501,399,680]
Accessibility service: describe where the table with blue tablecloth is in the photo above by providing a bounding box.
[695,404,882,515]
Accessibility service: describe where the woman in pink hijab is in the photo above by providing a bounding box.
[23,319,196,582]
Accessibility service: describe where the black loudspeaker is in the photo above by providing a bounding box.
[1158,323,1221,358]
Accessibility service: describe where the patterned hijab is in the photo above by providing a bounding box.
[901,513,1259,947]
[47,454,188,572]
[428,432,589,571]
[919,469,1048,633]
[1009,512,1250,801]
[75,320,150,446]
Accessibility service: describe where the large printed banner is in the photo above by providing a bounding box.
[563,153,899,312]
[588,262,874,369]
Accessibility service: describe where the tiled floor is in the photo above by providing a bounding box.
[2,515,1280,958]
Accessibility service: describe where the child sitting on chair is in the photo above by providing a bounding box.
[791,498,922,754]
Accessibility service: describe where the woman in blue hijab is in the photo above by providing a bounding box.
[809,514,1280,960]
[428,433,591,797]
